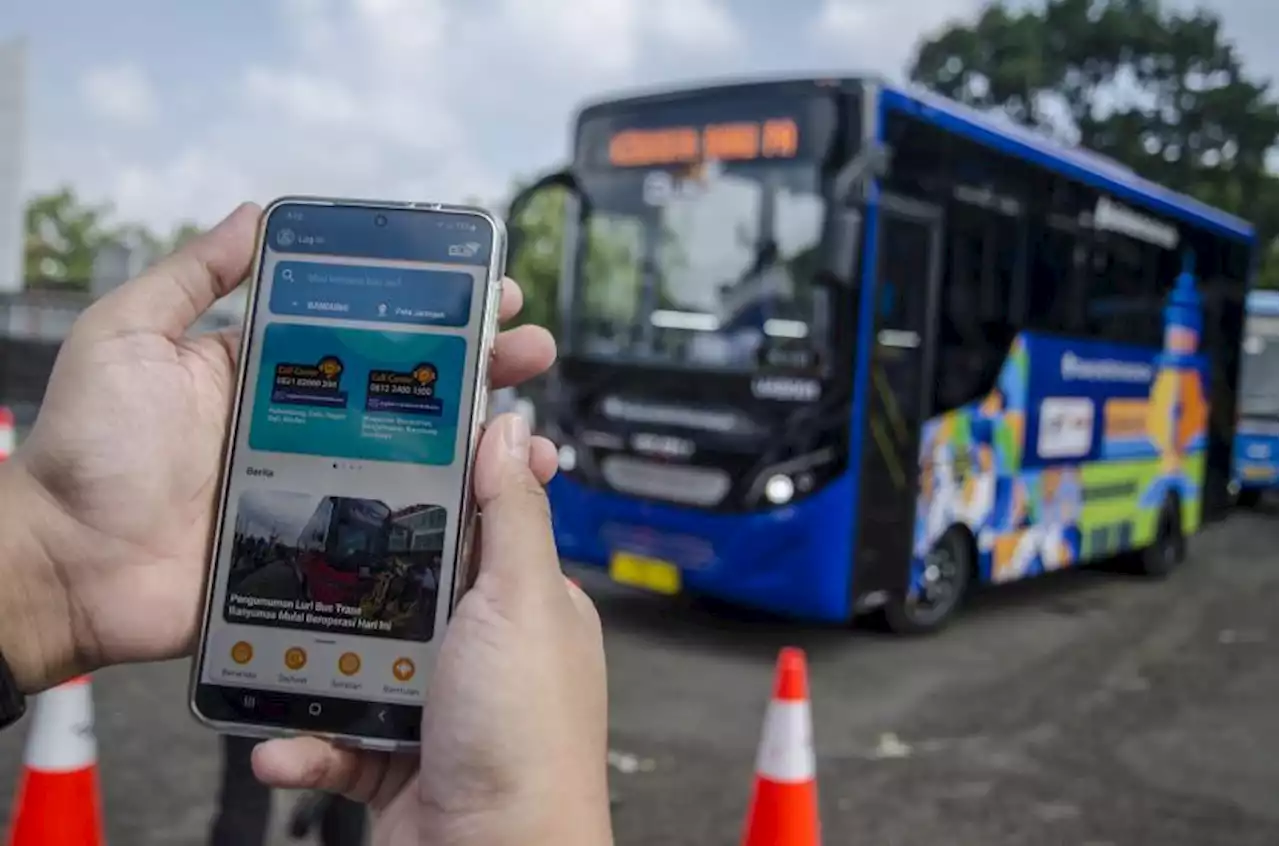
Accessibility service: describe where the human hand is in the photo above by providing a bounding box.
[0,204,557,694]
[252,412,612,846]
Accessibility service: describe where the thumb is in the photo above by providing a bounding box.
[83,203,259,341]
[471,413,561,598]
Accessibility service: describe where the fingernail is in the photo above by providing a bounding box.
[503,413,530,461]
[214,202,256,231]
[215,204,245,228]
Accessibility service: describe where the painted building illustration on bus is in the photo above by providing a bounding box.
[912,262,1209,587]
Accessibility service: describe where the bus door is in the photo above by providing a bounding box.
[851,194,944,601]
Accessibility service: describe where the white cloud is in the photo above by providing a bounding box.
[54,0,752,232]
[242,68,362,127]
[80,62,159,126]
[109,148,256,228]
[810,0,982,80]
[24,0,1277,241]
[497,0,642,75]
[649,0,744,53]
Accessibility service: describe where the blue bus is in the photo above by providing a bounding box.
[509,76,1257,632]
[1232,290,1278,506]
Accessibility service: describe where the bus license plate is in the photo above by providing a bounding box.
[609,551,681,595]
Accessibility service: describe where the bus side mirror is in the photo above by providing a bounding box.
[505,168,582,268]
[827,209,861,286]
[822,142,888,287]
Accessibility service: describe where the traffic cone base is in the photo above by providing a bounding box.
[7,676,105,846]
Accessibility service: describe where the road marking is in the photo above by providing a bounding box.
[869,732,913,760]
[608,748,657,775]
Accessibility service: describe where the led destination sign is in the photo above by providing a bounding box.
[607,118,800,167]
[576,91,837,170]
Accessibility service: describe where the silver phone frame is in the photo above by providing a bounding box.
[187,195,507,752]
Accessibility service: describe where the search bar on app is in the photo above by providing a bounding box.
[269,261,474,327]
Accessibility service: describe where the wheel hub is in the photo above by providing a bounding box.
[917,551,956,607]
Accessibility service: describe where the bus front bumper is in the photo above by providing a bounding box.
[546,473,856,623]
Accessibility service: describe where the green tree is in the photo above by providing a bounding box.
[24,186,209,290]
[909,0,1278,283]
[114,220,203,267]
[23,187,120,288]
[506,179,669,343]
[506,183,569,337]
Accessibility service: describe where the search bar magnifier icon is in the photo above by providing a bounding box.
[281,268,294,282]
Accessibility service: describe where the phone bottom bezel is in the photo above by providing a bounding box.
[191,682,423,752]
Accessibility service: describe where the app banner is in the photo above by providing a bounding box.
[250,323,467,465]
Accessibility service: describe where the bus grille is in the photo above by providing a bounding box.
[600,455,731,507]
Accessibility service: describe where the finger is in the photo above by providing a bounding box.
[252,737,360,793]
[85,203,260,340]
[530,434,558,485]
[455,431,554,599]
[497,277,524,323]
[471,413,561,596]
[251,737,414,810]
[490,324,556,390]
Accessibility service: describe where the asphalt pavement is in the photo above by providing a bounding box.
[0,507,1276,845]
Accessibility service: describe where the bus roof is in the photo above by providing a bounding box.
[881,83,1255,243]
[571,74,1256,244]
[1247,289,1279,315]
[573,75,847,125]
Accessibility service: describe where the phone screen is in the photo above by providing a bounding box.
[192,201,501,745]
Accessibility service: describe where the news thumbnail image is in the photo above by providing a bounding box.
[224,490,448,642]
[249,323,467,465]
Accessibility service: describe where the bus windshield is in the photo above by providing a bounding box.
[329,499,391,566]
[1239,316,1278,418]
[570,159,827,372]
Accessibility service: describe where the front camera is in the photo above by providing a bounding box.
[374,214,388,227]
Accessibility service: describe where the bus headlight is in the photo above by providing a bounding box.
[746,447,837,508]
[763,474,795,505]
[558,444,578,472]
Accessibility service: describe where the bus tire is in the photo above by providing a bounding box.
[1236,488,1262,509]
[881,528,972,635]
[1138,494,1185,578]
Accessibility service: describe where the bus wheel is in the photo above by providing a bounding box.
[882,530,971,635]
[1139,494,1185,578]
[1236,488,1261,509]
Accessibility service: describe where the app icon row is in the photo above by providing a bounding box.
[230,641,415,682]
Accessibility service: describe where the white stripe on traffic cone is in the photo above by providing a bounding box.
[7,676,106,846]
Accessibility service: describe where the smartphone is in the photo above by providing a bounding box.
[190,197,506,750]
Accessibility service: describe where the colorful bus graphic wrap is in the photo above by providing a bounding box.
[913,266,1209,595]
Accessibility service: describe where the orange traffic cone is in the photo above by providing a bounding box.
[741,647,820,846]
[7,676,105,846]
[0,406,14,463]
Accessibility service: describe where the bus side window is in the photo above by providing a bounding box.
[932,207,1019,414]
[1082,234,1164,347]
[1025,223,1084,335]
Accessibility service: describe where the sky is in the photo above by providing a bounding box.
[237,490,420,543]
[238,490,319,543]
[3,0,1277,234]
